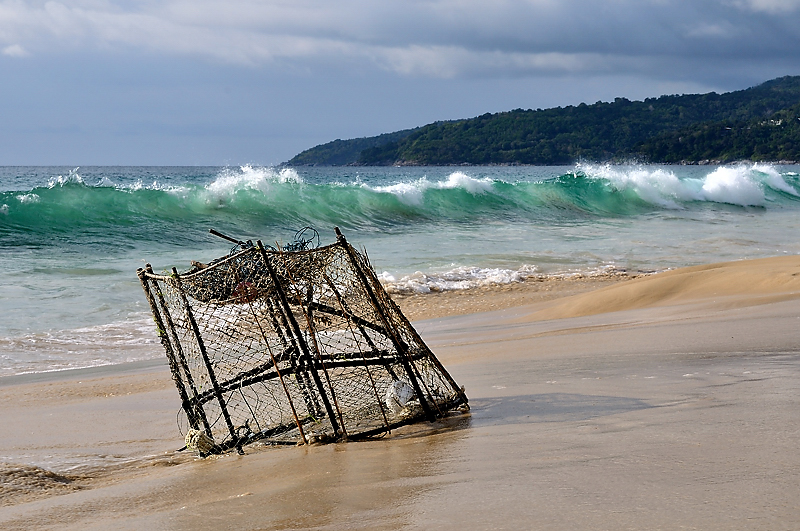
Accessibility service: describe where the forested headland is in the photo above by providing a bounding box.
[286,76,800,166]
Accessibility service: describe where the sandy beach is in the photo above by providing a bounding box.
[2,255,799,530]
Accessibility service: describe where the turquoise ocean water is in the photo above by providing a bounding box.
[1,163,799,376]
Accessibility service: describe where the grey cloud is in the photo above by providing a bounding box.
[1,0,798,79]
[732,0,800,13]
[2,43,28,56]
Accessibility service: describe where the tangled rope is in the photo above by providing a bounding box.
[210,227,320,254]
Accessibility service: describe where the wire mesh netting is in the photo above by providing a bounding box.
[138,228,468,454]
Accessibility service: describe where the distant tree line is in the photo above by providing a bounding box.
[286,76,800,166]
[636,103,800,163]
[287,128,422,166]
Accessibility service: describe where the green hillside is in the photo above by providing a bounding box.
[286,76,800,165]
[287,128,422,166]
[637,102,800,163]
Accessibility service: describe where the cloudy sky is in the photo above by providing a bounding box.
[1,0,799,165]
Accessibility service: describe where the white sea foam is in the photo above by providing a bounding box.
[378,263,634,294]
[367,171,495,205]
[95,176,116,188]
[143,180,191,196]
[379,266,537,294]
[700,166,766,206]
[120,178,193,193]
[202,165,303,204]
[16,193,40,204]
[579,163,701,208]
[581,162,798,208]
[47,167,84,188]
[0,315,159,377]
[380,264,536,294]
[438,171,496,194]
[370,180,427,205]
[125,180,147,191]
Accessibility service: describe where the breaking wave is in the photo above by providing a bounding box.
[579,162,799,209]
[1,163,798,251]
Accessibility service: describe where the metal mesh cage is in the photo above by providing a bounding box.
[138,228,467,453]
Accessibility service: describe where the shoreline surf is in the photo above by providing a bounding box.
[3,253,798,381]
[0,270,637,378]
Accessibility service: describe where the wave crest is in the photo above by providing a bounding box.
[46,167,84,188]
[578,162,799,208]
[366,171,496,205]
[701,166,765,206]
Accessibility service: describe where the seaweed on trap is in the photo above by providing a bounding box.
[138,227,468,455]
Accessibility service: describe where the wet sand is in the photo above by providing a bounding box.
[1,256,800,530]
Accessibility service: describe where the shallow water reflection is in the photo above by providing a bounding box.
[469,392,653,426]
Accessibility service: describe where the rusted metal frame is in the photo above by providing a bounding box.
[170,267,241,453]
[266,396,466,446]
[347,394,468,441]
[335,230,437,419]
[308,296,402,379]
[138,268,206,435]
[279,263,346,438]
[190,350,417,410]
[143,265,213,435]
[366,284,447,417]
[346,416,425,440]
[341,243,449,416]
[256,241,341,438]
[268,269,325,422]
[378,283,468,404]
[289,285,327,419]
[300,351,424,370]
[191,357,283,405]
[254,409,351,446]
[236,381,262,436]
[383,294,468,406]
[267,298,322,419]
[306,301,388,337]
[322,271,391,430]
[214,420,305,450]
[299,281,326,413]
[318,302,397,380]
[358,260,446,418]
[310,299,400,380]
[137,270,189,413]
[277,250,349,440]
[341,248,448,403]
[334,227,436,422]
[242,294,308,444]
[226,262,294,437]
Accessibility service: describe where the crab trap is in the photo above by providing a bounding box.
[138,228,468,454]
